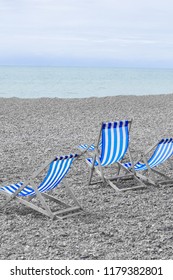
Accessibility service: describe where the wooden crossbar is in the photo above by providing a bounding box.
[54,206,82,215]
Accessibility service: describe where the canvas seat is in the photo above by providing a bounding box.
[0,153,85,220]
[123,138,173,186]
[83,120,145,191]
[78,141,102,152]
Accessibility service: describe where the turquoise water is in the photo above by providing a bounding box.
[0,66,173,98]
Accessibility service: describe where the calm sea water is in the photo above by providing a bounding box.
[0,66,173,98]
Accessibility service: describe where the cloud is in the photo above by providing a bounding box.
[0,0,173,66]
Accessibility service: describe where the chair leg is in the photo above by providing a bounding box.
[96,153,105,183]
[88,166,94,185]
[88,154,96,185]
[142,155,157,183]
[64,184,82,208]
[117,163,121,175]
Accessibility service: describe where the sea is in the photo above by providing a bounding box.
[0,66,173,99]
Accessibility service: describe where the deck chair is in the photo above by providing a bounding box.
[85,120,145,191]
[0,153,84,220]
[78,141,102,152]
[123,138,173,186]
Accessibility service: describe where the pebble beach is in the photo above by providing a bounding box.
[0,94,173,259]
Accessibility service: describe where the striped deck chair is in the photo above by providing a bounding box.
[0,153,84,220]
[85,120,145,191]
[78,141,102,153]
[123,138,173,186]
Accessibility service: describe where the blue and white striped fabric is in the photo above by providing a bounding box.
[86,120,129,167]
[78,144,96,151]
[78,141,102,152]
[123,138,173,171]
[0,154,78,197]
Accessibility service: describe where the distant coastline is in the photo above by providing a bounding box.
[0,92,173,101]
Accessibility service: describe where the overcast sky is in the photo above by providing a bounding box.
[0,0,173,67]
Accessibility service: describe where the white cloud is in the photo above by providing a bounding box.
[0,0,173,66]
